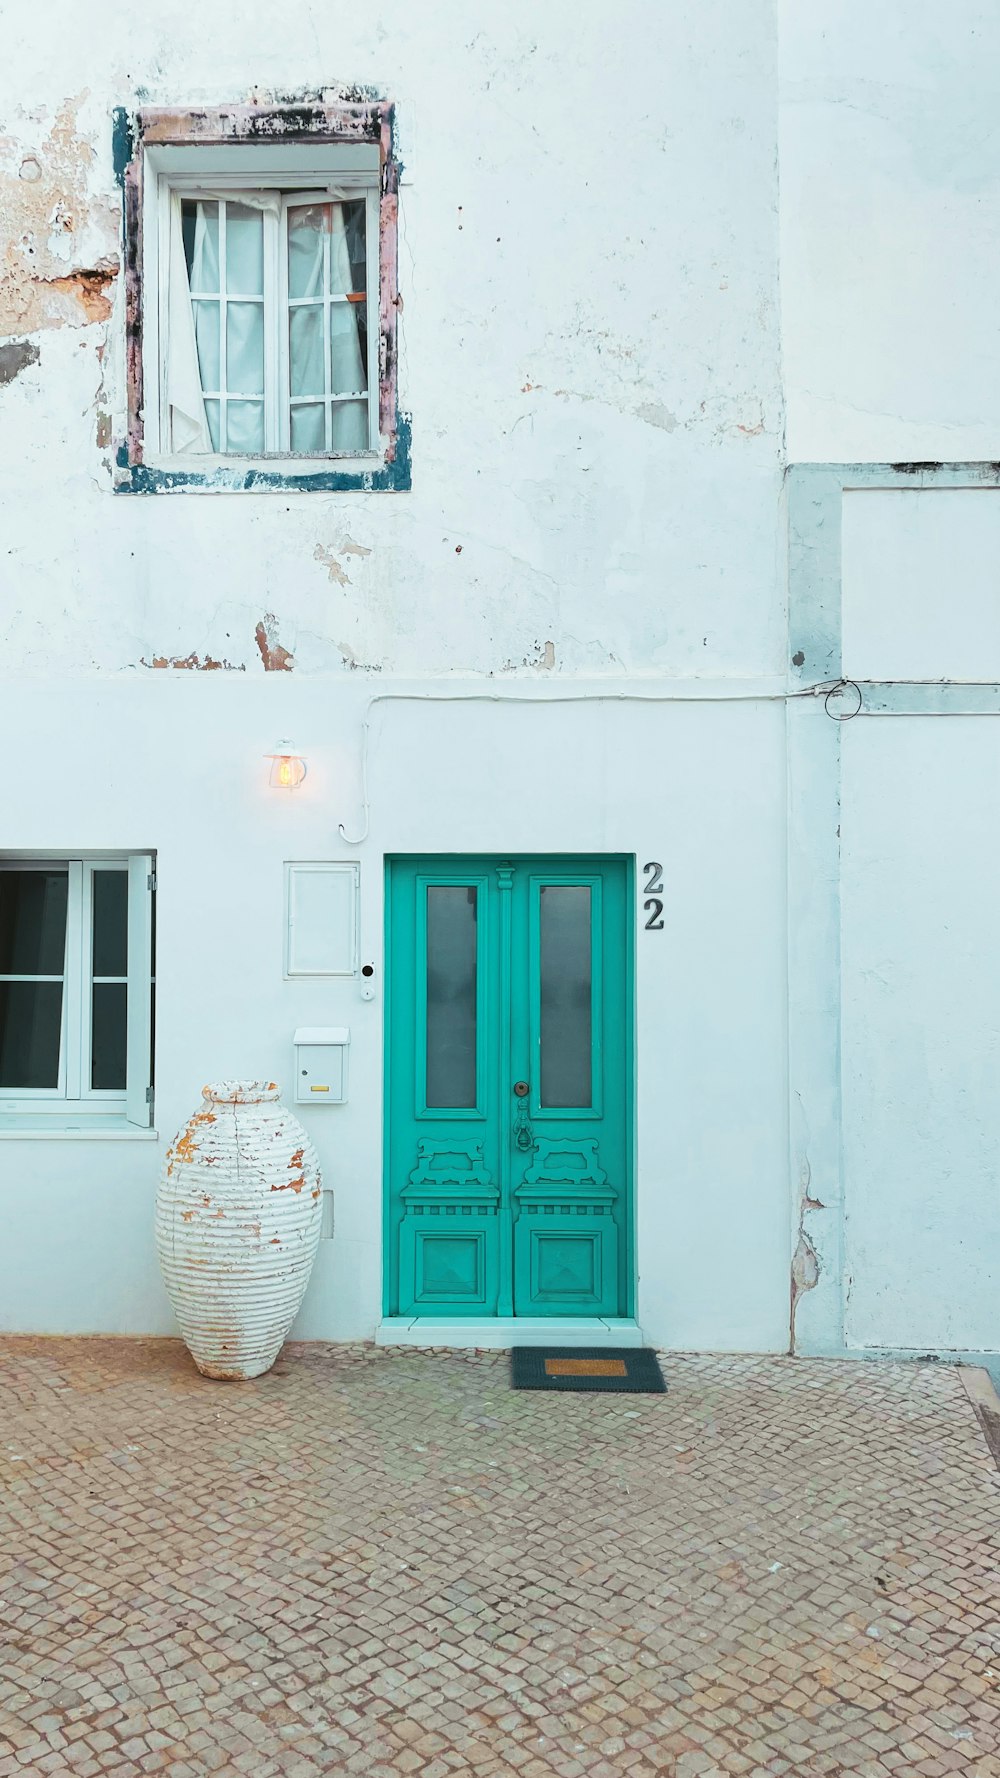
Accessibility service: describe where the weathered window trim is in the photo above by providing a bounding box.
[114,100,408,494]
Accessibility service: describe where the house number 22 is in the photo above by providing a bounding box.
[642,861,664,930]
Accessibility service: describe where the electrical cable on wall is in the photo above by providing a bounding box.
[337,678,854,845]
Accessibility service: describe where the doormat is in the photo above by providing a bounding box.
[510,1347,666,1394]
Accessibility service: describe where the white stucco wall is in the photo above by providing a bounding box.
[842,490,1000,683]
[3,2,995,1356]
[0,1,798,1351]
[780,1,1000,462]
[0,681,791,1353]
[0,0,783,681]
[842,716,1000,1351]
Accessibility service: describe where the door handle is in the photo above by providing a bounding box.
[513,1086,536,1152]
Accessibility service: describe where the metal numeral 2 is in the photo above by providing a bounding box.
[642,862,664,930]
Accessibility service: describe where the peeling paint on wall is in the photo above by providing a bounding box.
[0,96,119,337]
[254,614,294,671]
[313,538,373,584]
[141,654,245,671]
[790,1167,823,1352]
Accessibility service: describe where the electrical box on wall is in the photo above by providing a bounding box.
[293,1028,350,1104]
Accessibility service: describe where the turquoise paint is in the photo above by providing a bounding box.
[114,414,413,496]
[111,107,134,188]
[384,855,632,1319]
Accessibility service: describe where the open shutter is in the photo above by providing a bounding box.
[126,854,154,1127]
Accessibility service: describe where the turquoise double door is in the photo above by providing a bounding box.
[384,856,633,1319]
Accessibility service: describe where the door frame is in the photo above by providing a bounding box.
[381,852,636,1321]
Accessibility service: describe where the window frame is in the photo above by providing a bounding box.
[0,854,155,1128]
[119,102,405,492]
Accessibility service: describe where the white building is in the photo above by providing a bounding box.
[1,2,997,1359]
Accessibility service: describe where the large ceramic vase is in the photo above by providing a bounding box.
[156,1080,322,1380]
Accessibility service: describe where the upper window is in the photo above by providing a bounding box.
[0,857,155,1130]
[118,104,405,492]
[170,189,375,456]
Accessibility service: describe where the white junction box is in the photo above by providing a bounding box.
[293,1028,350,1104]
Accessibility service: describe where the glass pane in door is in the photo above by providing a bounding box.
[539,885,592,1107]
[425,885,478,1107]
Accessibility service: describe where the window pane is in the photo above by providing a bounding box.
[0,982,63,1088]
[193,301,220,392]
[330,303,366,396]
[338,199,367,296]
[287,204,327,299]
[226,401,265,454]
[226,303,264,394]
[290,403,325,453]
[225,203,263,294]
[539,886,592,1107]
[330,401,369,453]
[184,200,219,294]
[329,200,365,297]
[0,871,67,975]
[204,400,221,450]
[92,871,127,978]
[91,983,127,1091]
[289,305,325,396]
[426,886,478,1109]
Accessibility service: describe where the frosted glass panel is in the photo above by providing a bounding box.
[426,886,478,1108]
[539,885,592,1107]
[285,864,359,976]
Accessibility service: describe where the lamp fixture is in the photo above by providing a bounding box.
[265,739,307,790]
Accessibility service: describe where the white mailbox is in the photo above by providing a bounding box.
[293,1027,350,1105]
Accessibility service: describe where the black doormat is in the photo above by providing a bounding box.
[511,1347,666,1393]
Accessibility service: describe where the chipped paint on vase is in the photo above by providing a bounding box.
[155,1080,322,1380]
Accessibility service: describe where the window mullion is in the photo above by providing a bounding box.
[218,199,228,452]
[64,861,84,1101]
[277,200,291,451]
[263,206,280,453]
[323,220,332,453]
[367,186,379,448]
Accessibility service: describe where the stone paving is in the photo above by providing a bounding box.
[0,1342,998,1778]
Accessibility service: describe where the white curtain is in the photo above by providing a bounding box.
[167,201,211,453]
[287,201,367,454]
[168,192,367,455]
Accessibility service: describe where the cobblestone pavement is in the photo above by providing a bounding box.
[0,1342,998,1778]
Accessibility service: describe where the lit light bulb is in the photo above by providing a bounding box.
[265,741,307,789]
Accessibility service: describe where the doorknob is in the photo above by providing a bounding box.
[513,1081,530,1097]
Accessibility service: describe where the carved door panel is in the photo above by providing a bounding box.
[385,857,631,1319]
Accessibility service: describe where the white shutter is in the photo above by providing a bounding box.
[125,854,154,1127]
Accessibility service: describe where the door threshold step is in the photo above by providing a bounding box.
[375,1317,644,1350]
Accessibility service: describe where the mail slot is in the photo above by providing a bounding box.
[292,1027,350,1104]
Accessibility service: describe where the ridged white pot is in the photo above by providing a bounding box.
[156,1080,322,1380]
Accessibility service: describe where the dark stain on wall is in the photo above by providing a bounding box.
[0,338,40,386]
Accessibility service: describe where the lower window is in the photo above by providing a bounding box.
[0,856,155,1129]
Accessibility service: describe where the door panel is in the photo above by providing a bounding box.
[385,856,631,1318]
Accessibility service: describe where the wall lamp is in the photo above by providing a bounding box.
[265,739,307,790]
